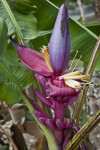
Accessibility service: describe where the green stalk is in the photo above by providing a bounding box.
[23,96,58,150]
[73,36,100,124]
[1,0,24,44]
[65,110,100,150]
[0,62,58,150]
[0,1,58,149]
[46,0,59,9]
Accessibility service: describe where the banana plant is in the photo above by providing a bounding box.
[0,0,100,150]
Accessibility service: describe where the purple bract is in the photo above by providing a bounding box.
[10,4,87,149]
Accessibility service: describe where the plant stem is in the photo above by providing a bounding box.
[1,0,24,44]
[55,102,64,122]
[0,59,58,150]
[54,101,64,145]
[65,110,100,150]
[73,36,100,124]
[23,95,58,150]
[0,1,58,148]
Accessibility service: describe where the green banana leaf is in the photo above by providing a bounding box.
[85,22,100,36]
[0,0,100,105]
[0,0,99,70]
[0,18,34,104]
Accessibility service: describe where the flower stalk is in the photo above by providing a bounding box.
[65,110,100,150]
[10,4,88,149]
[54,101,65,144]
[73,36,100,124]
[8,1,100,149]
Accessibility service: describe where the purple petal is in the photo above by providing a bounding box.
[38,117,56,130]
[35,89,54,109]
[82,143,87,150]
[35,73,47,87]
[46,79,80,99]
[10,38,53,76]
[49,4,71,72]
[38,117,47,126]
[64,91,81,106]
[34,110,48,118]
[33,102,48,118]
[72,122,80,132]
[63,132,70,149]
[45,119,56,130]
[63,120,71,128]
[56,119,64,129]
